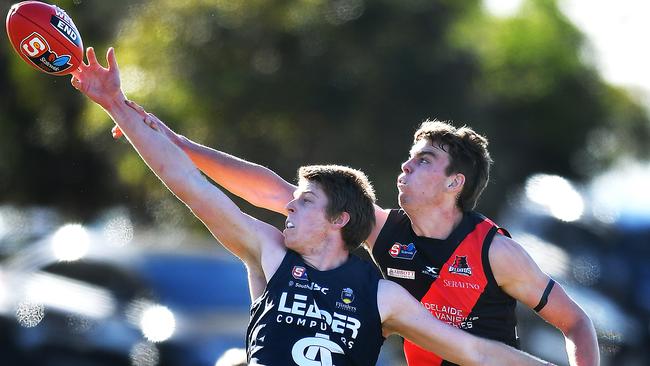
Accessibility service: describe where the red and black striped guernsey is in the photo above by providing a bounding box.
[372,209,519,366]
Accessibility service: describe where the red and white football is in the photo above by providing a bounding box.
[6,1,84,76]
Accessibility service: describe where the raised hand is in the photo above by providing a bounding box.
[71,47,124,109]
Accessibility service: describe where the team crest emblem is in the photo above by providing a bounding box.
[389,242,417,260]
[448,255,472,276]
[292,266,309,280]
[341,288,355,304]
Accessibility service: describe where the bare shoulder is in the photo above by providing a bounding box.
[489,234,551,305]
[377,279,422,317]
[255,222,288,277]
[376,279,421,330]
[378,278,405,298]
[365,205,391,249]
[377,280,402,312]
[488,234,537,274]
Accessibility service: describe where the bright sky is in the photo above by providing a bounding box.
[484,0,650,222]
[484,0,650,104]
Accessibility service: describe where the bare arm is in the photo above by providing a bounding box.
[123,100,393,250]
[117,106,296,215]
[491,235,600,366]
[182,136,295,215]
[71,47,286,289]
[378,280,553,366]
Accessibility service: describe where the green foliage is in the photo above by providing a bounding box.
[448,0,650,210]
[1,0,648,223]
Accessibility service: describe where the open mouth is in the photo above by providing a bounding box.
[285,220,295,229]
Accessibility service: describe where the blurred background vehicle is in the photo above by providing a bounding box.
[0,210,406,366]
[0,214,251,366]
[499,171,650,366]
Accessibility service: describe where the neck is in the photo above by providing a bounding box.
[300,238,350,271]
[405,202,464,240]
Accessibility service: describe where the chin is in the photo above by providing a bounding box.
[399,196,420,214]
[398,193,409,208]
[283,236,298,251]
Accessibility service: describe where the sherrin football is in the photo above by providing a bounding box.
[6,1,83,76]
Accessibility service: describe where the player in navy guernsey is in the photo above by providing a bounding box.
[246,250,385,365]
[142,113,600,365]
[70,51,554,366]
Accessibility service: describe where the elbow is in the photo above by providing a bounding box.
[564,310,595,338]
[563,312,600,366]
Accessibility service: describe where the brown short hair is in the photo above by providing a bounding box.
[414,119,492,211]
[298,165,376,250]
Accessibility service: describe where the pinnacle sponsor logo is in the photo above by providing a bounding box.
[448,255,472,276]
[292,266,309,281]
[387,267,415,280]
[277,292,361,339]
[389,242,417,260]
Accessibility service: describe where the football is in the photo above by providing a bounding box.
[6,1,83,76]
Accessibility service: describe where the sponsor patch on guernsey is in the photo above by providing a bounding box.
[387,267,415,280]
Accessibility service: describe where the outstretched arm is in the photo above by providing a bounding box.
[378,280,554,366]
[490,235,599,366]
[71,47,285,286]
[114,108,296,215]
[178,134,295,215]
[122,101,392,249]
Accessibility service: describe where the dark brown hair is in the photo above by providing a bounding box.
[414,119,492,211]
[298,165,376,250]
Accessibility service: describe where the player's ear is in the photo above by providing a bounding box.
[332,212,350,228]
[446,173,465,192]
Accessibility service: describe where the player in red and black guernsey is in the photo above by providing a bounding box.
[372,209,517,365]
[110,81,591,362]
[366,121,598,365]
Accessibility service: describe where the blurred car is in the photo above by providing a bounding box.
[0,221,251,366]
[499,173,650,366]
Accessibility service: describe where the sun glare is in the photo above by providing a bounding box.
[51,224,90,261]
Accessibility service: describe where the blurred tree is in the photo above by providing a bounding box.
[79,0,485,226]
[1,0,648,227]
[450,0,650,211]
[0,0,144,219]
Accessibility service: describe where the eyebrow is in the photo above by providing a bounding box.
[409,150,437,159]
[294,190,318,199]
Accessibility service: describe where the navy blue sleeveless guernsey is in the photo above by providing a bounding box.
[246,249,385,366]
[372,210,518,366]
